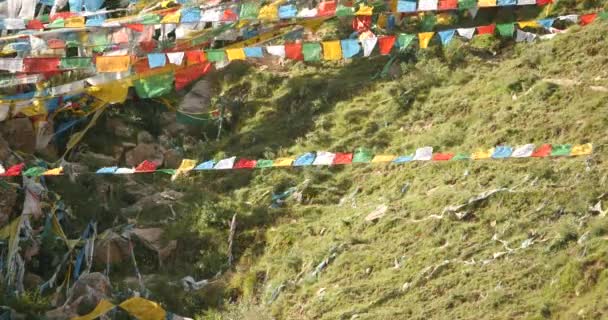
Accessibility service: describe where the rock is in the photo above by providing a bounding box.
[0,187,18,227]
[66,272,112,316]
[0,118,36,153]
[94,232,131,265]
[105,118,134,139]
[0,135,11,160]
[125,143,164,167]
[24,272,43,290]
[137,131,154,144]
[120,190,184,218]
[45,305,77,320]
[365,204,388,222]
[80,152,116,167]
[132,228,178,264]
[163,149,183,168]
[180,79,213,114]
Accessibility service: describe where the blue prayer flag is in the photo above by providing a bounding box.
[340,39,360,58]
[537,18,555,29]
[279,5,298,19]
[294,153,316,166]
[438,30,455,46]
[244,47,264,58]
[492,146,513,159]
[397,0,416,12]
[148,53,167,68]
[84,0,104,11]
[96,167,118,174]
[393,155,414,163]
[194,160,216,170]
[181,8,201,23]
[497,0,516,5]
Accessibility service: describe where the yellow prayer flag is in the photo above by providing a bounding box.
[471,148,494,160]
[355,4,373,16]
[371,155,396,163]
[65,16,85,28]
[161,0,177,8]
[517,20,539,28]
[418,32,435,49]
[258,5,279,20]
[161,11,181,24]
[177,159,197,172]
[226,48,246,61]
[88,80,131,104]
[273,157,295,167]
[43,167,63,176]
[570,143,593,156]
[119,297,166,320]
[96,56,131,73]
[322,41,342,60]
[71,300,116,320]
[478,0,496,6]
[377,14,388,29]
[19,101,46,117]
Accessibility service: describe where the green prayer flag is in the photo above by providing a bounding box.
[23,167,46,177]
[60,57,92,69]
[458,0,476,9]
[256,160,274,168]
[47,19,65,29]
[142,14,161,25]
[452,153,471,160]
[496,23,515,38]
[206,50,226,62]
[336,5,355,17]
[551,144,572,156]
[353,148,373,163]
[134,72,174,99]
[599,11,608,20]
[240,3,260,20]
[39,14,49,23]
[90,33,109,53]
[156,169,176,175]
[397,34,415,49]
[302,43,321,61]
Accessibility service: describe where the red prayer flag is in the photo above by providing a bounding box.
[51,12,77,21]
[175,62,213,91]
[352,16,372,32]
[318,1,337,16]
[285,43,303,60]
[2,163,25,177]
[222,9,238,21]
[185,50,206,65]
[23,57,60,73]
[332,153,353,165]
[580,13,597,26]
[140,41,157,52]
[536,0,552,5]
[47,39,66,49]
[531,144,552,157]
[378,35,396,55]
[125,24,145,32]
[438,0,458,9]
[476,24,496,35]
[27,19,44,30]
[432,153,455,161]
[135,160,158,172]
[234,158,257,169]
[133,58,150,73]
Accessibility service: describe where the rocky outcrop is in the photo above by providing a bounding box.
[0,118,35,154]
[46,272,112,319]
[125,143,164,167]
[132,228,177,265]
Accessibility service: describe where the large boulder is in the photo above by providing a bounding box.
[0,118,36,153]
[68,272,112,315]
[132,228,177,264]
[93,231,131,265]
[125,143,164,167]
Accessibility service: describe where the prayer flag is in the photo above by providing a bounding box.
[478,0,497,6]
[175,62,212,91]
[393,155,414,163]
[43,167,63,176]
[194,160,215,170]
[23,167,46,177]
[476,24,496,35]
[115,168,135,174]
[244,47,264,58]
[234,158,257,169]
[452,153,471,160]
[491,146,512,158]
[206,50,226,62]
[517,0,535,4]
[333,153,353,165]
[511,144,535,157]
[361,36,378,56]
[88,80,131,104]
[457,28,475,39]
[397,33,415,49]
[418,0,438,11]
[322,41,342,60]
[537,18,555,29]
[418,32,435,49]
[65,16,85,28]
[432,153,454,161]
[537,0,552,5]
[96,56,130,73]
[413,147,433,161]
[23,57,60,73]
[0,164,4,175]
[147,53,167,68]
[438,30,456,45]
[580,13,597,26]
[313,152,336,165]
[273,158,295,167]
[550,144,571,156]
[185,50,206,65]
[336,5,355,16]
[397,0,416,12]
[72,300,116,320]
[318,1,337,16]
[266,45,286,58]
[60,57,92,69]
[294,153,316,166]
[214,157,236,169]
[256,160,274,168]
[570,143,592,156]
[518,20,539,28]
[340,40,360,58]
[378,36,396,55]
[134,72,174,98]
[181,8,201,23]
[352,15,372,32]
[226,48,246,61]
[497,0,516,5]
[438,0,458,9]
[119,298,166,320]
[279,5,297,19]
[240,3,260,20]
[222,9,238,21]
[496,23,515,37]
[285,43,303,60]
[96,167,118,174]
[355,4,373,15]
[471,148,494,160]
[458,0,476,9]
[258,5,279,20]
[167,52,185,65]
[353,148,373,163]
[371,155,396,163]
[135,160,157,172]
[531,144,551,157]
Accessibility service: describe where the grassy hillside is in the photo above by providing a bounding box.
[178,20,608,319]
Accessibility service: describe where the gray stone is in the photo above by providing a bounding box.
[125,143,164,167]
[105,118,134,139]
[0,118,36,153]
[137,130,154,144]
[163,149,182,169]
